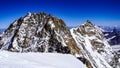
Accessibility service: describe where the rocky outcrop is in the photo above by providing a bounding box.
[0,12,80,56]
[0,12,119,68]
[70,20,119,68]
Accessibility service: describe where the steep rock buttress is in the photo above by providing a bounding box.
[0,12,80,55]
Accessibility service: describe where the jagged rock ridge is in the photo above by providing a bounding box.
[0,12,80,55]
[0,12,119,68]
[70,20,119,68]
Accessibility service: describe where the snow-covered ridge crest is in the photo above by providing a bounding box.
[0,51,87,68]
[70,20,119,68]
[0,12,119,68]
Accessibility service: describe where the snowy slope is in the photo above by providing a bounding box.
[0,50,86,68]
[70,20,119,68]
[111,45,120,55]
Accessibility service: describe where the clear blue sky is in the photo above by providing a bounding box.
[0,0,120,28]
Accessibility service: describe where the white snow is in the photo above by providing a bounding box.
[23,12,32,21]
[48,20,55,29]
[105,34,109,36]
[107,36,116,41]
[95,26,105,32]
[70,27,113,68]
[111,45,120,55]
[111,45,120,51]
[0,51,86,68]
[55,31,67,46]
[12,37,19,51]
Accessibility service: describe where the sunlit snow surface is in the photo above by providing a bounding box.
[0,51,86,68]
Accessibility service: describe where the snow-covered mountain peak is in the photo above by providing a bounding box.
[0,12,119,68]
[0,12,80,56]
[71,20,119,68]
[85,20,94,26]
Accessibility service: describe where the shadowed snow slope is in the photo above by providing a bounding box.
[0,51,86,68]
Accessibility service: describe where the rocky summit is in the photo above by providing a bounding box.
[0,12,79,55]
[0,12,119,68]
[70,20,119,68]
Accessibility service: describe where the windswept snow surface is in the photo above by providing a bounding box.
[0,51,86,68]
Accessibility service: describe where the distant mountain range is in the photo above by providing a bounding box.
[0,29,5,34]
[103,27,120,45]
[99,26,120,32]
[1,26,120,34]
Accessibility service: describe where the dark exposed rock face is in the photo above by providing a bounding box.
[0,12,80,55]
[0,12,119,68]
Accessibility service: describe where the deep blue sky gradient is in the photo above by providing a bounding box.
[0,0,120,28]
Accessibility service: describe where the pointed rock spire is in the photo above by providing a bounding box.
[85,20,94,27]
